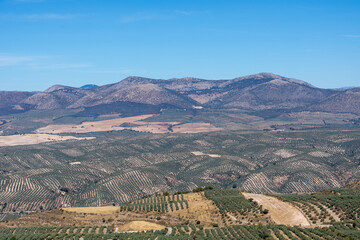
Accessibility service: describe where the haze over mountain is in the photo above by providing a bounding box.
[1,73,359,115]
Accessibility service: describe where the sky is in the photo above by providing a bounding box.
[0,0,359,91]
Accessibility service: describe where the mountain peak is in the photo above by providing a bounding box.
[250,72,283,78]
[168,77,206,83]
[111,76,158,88]
[122,76,155,83]
[44,84,71,93]
[233,73,315,88]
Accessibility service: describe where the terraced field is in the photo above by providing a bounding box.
[0,129,359,219]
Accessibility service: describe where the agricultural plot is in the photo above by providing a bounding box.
[0,134,94,147]
[120,193,189,213]
[204,189,272,225]
[273,188,360,224]
[35,114,221,134]
[242,192,310,226]
[0,129,359,217]
[204,190,258,214]
[0,221,359,239]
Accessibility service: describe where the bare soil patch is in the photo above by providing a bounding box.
[0,134,94,147]
[36,115,221,134]
[191,151,221,158]
[117,221,166,232]
[36,114,158,134]
[62,206,119,214]
[242,193,311,226]
[168,192,220,225]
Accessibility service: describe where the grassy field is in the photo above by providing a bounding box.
[62,206,119,214]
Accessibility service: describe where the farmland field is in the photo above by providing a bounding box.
[0,134,94,147]
[1,188,360,238]
[0,217,359,239]
[0,127,360,218]
[242,192,310,226]
[272,188,360,224]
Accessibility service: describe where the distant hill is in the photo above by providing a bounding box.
[0,73,359,114]
[0,91,34,108]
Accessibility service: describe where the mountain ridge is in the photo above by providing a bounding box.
[0,73,358,115]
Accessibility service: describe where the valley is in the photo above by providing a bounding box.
[3,0,360,237]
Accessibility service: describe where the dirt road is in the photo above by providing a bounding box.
[242,192,311,226]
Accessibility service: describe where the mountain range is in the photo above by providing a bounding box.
[1,72,360,115]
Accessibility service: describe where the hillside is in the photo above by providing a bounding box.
[0,129,359,216]
[0,188,359,239]
[22,85,91,110]
[345,180,360,189]
[0,91,34,108]
[309,87,360,114]
[0,91,35,115]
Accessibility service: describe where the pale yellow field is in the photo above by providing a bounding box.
[191,151,221,158]
[35,114,221,134]
[243,193,311,226]
[117,221,166,232]
[168,192,220,224]
[62,206,119,214]
[36,114,159,134]
[0,134,95,147]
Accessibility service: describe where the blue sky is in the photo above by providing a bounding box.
[0,0,359,91]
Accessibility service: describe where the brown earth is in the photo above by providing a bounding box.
[117,221,166,232]
[168,192,220,225]
[242,193,311,226]
[0,209,179,229]
[62,206,119,215]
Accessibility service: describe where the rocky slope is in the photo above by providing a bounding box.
[309,87,360,114]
